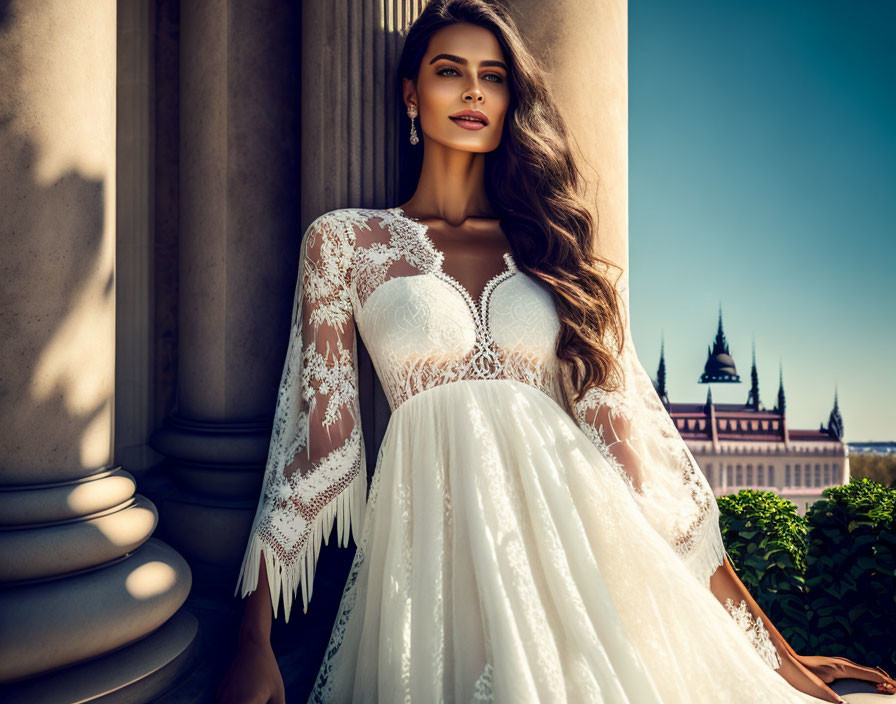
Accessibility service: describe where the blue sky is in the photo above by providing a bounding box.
[628,0,895,442]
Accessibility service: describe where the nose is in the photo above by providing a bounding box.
[464,79,485,103]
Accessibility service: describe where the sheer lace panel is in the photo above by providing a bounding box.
[561,330,728,588]
[233,211,367,621]
[724,598,783,670]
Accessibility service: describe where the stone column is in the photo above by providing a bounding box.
[301,0,430,459]
[116,0,165,480]
[143,2,306,697]
[150,0,302,569]
[512,0,629,306]
[0,0,196,700]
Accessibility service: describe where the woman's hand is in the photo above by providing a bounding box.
[796,655,896,695]
[215,638,286,704]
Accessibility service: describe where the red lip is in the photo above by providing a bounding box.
[449,109,489,126]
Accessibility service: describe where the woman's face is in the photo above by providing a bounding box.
[404,22,510,153]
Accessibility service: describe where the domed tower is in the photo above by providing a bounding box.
[699,305,741,384]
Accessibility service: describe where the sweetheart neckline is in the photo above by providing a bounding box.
[386,207,517,334]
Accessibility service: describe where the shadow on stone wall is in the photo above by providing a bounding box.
[0,5,110,486]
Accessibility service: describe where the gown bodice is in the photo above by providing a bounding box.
[344,207,567,413]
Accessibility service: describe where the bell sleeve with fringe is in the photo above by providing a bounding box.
[560,287,728,589]
[233,211,367,622]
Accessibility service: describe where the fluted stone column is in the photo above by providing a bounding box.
[520,0,628,292]
[0,0,196,700]
[148,0,302,567]
[137,4,304,698]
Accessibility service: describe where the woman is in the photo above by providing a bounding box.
[219,1,896,702]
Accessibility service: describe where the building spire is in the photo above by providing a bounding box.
[703,385,713,413]
[655,331,669,409]
[746,336,761,411]
[773,360,786,417]
[824,385,844,440]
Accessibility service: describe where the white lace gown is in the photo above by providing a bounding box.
[233,207,833,703]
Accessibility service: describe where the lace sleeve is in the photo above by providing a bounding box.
[561,294,727,589]
[233,211,367,622]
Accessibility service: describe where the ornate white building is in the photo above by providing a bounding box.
[655,311,849,515]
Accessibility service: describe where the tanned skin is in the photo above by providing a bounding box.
[710,555,895,701]
[217,557,285,704]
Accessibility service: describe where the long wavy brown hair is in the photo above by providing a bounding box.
[396,0,628,401]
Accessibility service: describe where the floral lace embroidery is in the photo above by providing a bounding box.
[724,598,783,670]
[471,662,494,703]
[301,340,357,428]
[353,207,565,412]
[572,384,645,500]
[233,210,368,622]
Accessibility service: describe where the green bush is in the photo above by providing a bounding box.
[716,478,896,669]
[803,477,896,669]
[717,489,811,651]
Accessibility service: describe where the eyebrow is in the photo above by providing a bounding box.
[428,53,508,71]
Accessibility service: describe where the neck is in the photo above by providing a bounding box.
[401,143,496,225]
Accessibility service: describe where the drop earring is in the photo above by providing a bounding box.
[408,106,419,145]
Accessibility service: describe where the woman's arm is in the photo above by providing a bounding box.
[708,556,895,700]
[561,327,852,702]
[238,555,273,646]
[232,210,367,622]
[708,556,853,703]
[708,556,792,664]
[216,555,286,704]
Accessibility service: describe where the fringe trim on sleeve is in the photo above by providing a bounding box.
[233,467,367,623]
[681,499,728,589]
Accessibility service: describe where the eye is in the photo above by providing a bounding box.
[436,67,505,84]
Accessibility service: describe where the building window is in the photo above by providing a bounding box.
[794,464,801,487]
[824,463,831,484]
[727,465,733,485]
[757,464,764,486]
[815,464,822,486]
[786,464,791,485]
[706,463,713,483]
[746,464,754,485]
[736,464,743,485]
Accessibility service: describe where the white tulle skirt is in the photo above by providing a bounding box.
[307,378,830,703]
